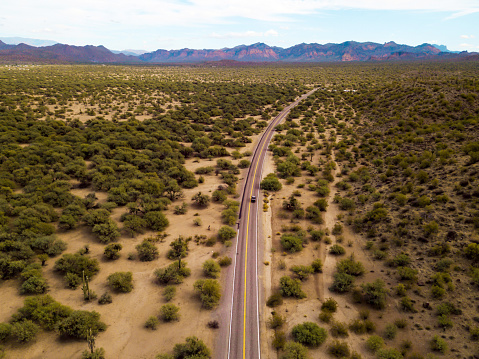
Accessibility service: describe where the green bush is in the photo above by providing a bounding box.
[268,312,285,329]
[330,272,354,293]
[321,298,338,313]
[160,304,180,322]
[328,340,350,357]
[218,256,232,267]
[336,255,365,276]
[56,310,106,339]
[98,293,112,305]
[260,173,282,191]
[292,322,327,347]
[272,330,286,351]
[290,265,314,281]
[145,316,159,330]
[280,341,308,359]
[279,276,306,298]
[430,335,447,353]
[280,235,303,253]
[107,271,133,293]
[0,323,12,342]
[330,321,349,337]
[329,244,346,255]
[54,253,100,284]
[11,320,39,343]
[266,292,283,307]
[155,261,191,285]
[172,336,211,359]
[81,348,106,359]
[163,286,176,302]
[376,348,403,359]
[203,259,221,278]
[103,243,122,260]
[193,279,221,309]
[383,324,397,340]
[136,240,159,261]
[361,280,388,309]
[21,276,48,294]
[217,226,236,242]
[311,259,323,273]
[366,335,384,352]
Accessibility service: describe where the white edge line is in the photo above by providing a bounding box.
[227,229,241,359]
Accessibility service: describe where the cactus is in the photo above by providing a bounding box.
[82,270,91,301]
[86,327,95,354]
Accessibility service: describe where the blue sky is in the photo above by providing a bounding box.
[0,0,478,52]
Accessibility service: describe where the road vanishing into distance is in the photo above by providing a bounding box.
[221,88,317,359]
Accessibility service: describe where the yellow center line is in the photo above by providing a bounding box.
[243,115,279,358]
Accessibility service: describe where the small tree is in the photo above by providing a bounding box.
[203,259,221,278]
[136,240,159,261]
[217,226,236,242]
[279,276,306,298]
[104,243,122,260]
[193,279,221,309]
[292,322,327,347]
[192,192,210,207]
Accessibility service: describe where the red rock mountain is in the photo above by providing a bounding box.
[0,40,474,63]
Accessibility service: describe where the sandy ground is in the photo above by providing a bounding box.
[0,163,233,359]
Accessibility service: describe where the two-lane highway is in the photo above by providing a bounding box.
[224,88,317,359]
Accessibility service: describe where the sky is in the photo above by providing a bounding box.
[0,0,478,52]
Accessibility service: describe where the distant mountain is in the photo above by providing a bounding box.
[432,44,460,54]
[0,37,58,47]
[0,41,139,63]
[111,49,148,56]
[0,39,476,64]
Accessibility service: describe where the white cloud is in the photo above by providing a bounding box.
[459,43,475,48]
[460,34,475,38]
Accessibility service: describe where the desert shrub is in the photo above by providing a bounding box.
[319,311,333,323]
[399,297,417,313]
[155,261,191,285]
[11,320,39,343]
[202,259,221,278]
[397,267,418,282]
[349,319,367,334]
[383,324,397,340]
[366,335,384,352]
[279,276,306,298]
[311,259,323,273]
[136,240,159,261]
[218,256,232,267]
[321,298,338,313]
[172,336,210,359]
[310,229,325,241]
[260,173,282,191]
[54,254,99,287]
[144,211,169,231]
[314,198,328,211]
[193,279,221,309]
[163,286,176,302]
[332,223,343,235]
[361,280,388,309]
[329,244,346,255]
[107,271,133,293]
[330,321,349,337]
[103,243,122,260]
[470,326,479,340]
[160,304,180,322]
[81,348,106,359]
[56,310,106,339]
[280,341,308,359]
[430,335,447,353]
[394,319,407,329]
[280,234,303,253]
[330,272,354,293]
[336,255,365,276]
[292,322,327,347]
[290,265,314,281]
[436,302,462,316]
[266,292,283,307]
[376,348,403,359]
[269,312,285,329]
[464,243,479,263]
[0,323,11,342]
[145,316,159,330]
[328,340,350,357]
[98,293,112,305]
[217,226,236,242]
[272,330,286,351]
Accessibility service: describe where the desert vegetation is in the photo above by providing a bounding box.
[0,61,477,358]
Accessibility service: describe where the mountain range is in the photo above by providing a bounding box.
[0,39,475,64]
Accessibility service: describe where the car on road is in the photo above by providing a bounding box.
[251,195,256,203]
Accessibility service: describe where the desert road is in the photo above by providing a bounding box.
[220,88,317,359]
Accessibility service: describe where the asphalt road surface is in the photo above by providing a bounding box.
[222,88,317,359]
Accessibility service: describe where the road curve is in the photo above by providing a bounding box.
[219,88,317,359]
